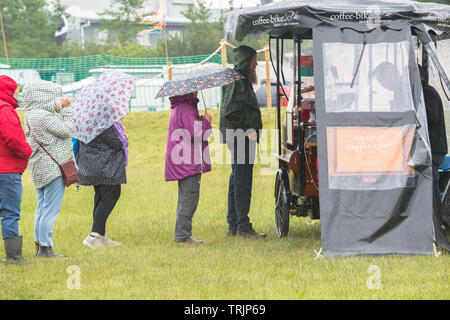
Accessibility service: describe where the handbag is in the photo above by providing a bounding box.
[26,118,79,187]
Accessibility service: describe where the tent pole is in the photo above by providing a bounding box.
[264,43,271,107]
[297,38,301,117]
[422,44,429,84]
[292,36,297,110]
[0,8,9,64]
[297,37,305,196]
[276,38,281,156]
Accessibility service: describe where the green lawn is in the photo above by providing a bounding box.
[0,108,448,300]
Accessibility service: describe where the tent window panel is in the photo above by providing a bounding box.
[326,125,416,190]
[323,41,414,113]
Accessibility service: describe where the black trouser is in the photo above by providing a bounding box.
[92,185,121,236]
[226,137,257,232]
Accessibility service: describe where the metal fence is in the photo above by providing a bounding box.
[0,54,223,111]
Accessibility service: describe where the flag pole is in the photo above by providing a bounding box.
[163,27,168,62]
[161,0,168,63]
[0,7,9,64]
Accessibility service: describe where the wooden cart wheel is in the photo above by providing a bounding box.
[275,174,290,238]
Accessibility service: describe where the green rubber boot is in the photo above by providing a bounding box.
[2,236,33,265]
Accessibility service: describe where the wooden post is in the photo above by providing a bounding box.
[221,39,227,68]
[264,44,271,107]
[0,8,9,65]
[167,61,173,81]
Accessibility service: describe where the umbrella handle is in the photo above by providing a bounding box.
[199,91,215,143]
[200,91,207,113]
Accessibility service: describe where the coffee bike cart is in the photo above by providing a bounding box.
[224,0,450,255]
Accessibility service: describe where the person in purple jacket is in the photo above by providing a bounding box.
[165,92,212,244]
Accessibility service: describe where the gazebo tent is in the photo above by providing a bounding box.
[224,0,450,256]
[224,0,450,40]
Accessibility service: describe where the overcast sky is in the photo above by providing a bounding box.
[208,0,261,9]
[56,0,267,11]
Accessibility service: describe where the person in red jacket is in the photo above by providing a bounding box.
[0,75,32,265]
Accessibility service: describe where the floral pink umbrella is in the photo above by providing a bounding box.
[72,71,136,144]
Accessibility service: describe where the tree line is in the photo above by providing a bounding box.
[0,0,267,60]
[0,0,447,60]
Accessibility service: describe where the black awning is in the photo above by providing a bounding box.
[224,0,450,41]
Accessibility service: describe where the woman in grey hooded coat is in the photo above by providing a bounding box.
[23,81,73,258]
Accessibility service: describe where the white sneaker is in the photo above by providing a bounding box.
[101,235,121,247]
[83,235,105,249]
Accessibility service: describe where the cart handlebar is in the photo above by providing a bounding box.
[299,122,316,128]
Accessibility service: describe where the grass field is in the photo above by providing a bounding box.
[0,108,448,300]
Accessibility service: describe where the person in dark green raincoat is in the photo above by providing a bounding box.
[220,45,266,238]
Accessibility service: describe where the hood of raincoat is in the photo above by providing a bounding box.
[21,80,62,112]
[169,93,199,109]
[0,75,19,109]
[219,45,262,143]
[0,75,31,174]
[233,45,256,77]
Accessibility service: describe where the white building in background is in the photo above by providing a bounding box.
[57,0,223,48]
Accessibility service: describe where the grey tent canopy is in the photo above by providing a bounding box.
[223,0,450,256]
[224,0,450,41]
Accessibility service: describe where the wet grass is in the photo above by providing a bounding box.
[0,108,448,300]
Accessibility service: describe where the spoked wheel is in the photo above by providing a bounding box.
[275,172,290,238]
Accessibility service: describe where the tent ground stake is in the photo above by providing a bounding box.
[314,247,324,259]
[433,242,441,258]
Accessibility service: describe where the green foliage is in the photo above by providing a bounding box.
[97,0,145,46]
[150,35,185,58]
[0,0,63,58]
[55,42,115,58]
[179,1,224,55]
[5,0,446,60]
[149,0,268,59]
[106,42,152,57]
[0,0,268,59]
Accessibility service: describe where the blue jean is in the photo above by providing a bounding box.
[0,173,23,240]
[226,138,256,231]
[34,176,65,247]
